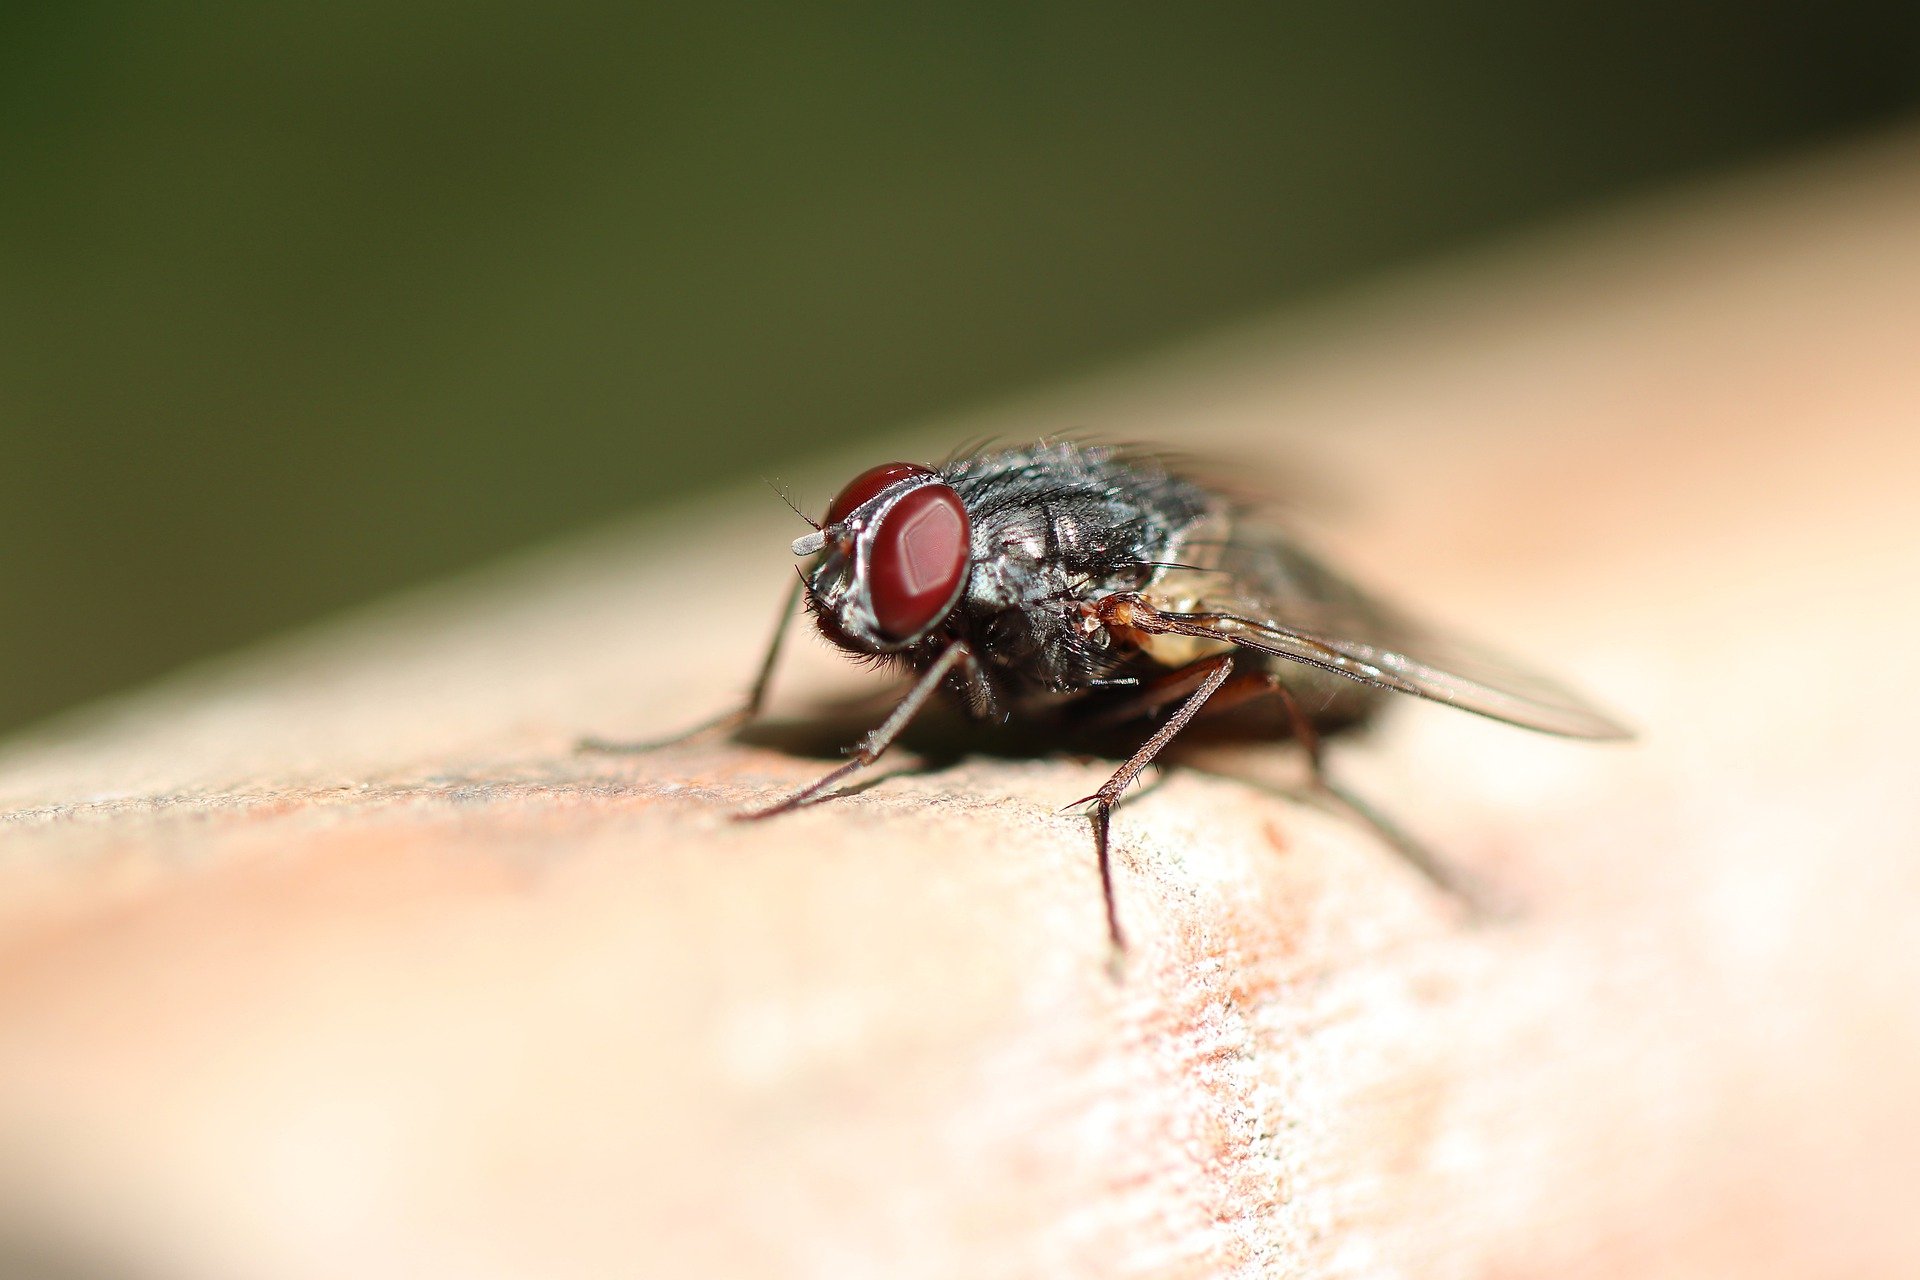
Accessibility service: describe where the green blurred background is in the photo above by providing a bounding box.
[2,2,1916,737]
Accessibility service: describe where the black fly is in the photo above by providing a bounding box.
[605,441,1631,961]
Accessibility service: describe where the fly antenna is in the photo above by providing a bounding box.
[764,477,819,529]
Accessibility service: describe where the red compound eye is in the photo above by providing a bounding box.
[824,462,932,528]
[866,482,970,641]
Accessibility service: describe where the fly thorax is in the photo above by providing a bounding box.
[969,512,1066,609]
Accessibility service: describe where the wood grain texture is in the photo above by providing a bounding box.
[3,135,1918,1280]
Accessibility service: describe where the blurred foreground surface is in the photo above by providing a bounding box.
[1,138,1918,1278]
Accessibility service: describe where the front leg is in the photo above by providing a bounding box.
[738,640,981,819]
[580,574,803,754]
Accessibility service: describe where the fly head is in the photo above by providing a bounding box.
[790,462,973,654]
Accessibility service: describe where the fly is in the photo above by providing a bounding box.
[596,441,1631,963]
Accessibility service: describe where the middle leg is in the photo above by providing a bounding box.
[737,639,982,820]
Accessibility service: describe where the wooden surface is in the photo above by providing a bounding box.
[3,135,1919,1280]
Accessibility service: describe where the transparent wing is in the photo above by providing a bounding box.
[1142,528,1634,740]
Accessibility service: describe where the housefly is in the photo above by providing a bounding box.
[607,441,1630,960]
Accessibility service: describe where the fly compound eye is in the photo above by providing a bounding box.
[866,482,970,642]
[825,461,933,528]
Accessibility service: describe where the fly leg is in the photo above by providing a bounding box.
[738,640,981,819]
[1079,656,1238,730]
[579,575,802,753]
[1114,659,1495,913]
[1242,673,1493,912]
[1069,654,1236,967]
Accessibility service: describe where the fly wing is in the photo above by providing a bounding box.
[1147,527,1633,740]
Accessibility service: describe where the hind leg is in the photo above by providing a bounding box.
[1225,672,1495,911]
